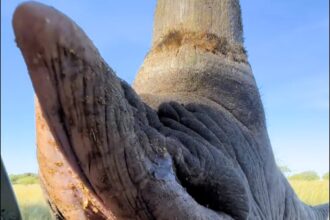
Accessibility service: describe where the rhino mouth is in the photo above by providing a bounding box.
[13,2,249,219]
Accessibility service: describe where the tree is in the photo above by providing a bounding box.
[13,1,329,219]
[323,172,329,180]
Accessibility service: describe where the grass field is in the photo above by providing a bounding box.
[289,180,329,205]
[13,184,53,220]
[13,180,329,219]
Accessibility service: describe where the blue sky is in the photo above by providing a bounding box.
[1,1,329,176]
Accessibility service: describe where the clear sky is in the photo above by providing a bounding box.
[1,1,329,176]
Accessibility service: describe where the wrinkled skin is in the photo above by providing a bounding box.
[13,1,328,220]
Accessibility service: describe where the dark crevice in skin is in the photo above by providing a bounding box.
[156,102,250,220]
[49,202,65,220]
[185,106,256,200]
[84,208,107,220]
[157,101,301,220]
[185,105,239,163]
[161,121,244,216]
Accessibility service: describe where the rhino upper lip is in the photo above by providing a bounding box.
[13,2,99,194]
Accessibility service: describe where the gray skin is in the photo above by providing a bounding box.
[13,1,328,220]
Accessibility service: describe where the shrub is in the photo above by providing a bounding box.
[288,171,320,181]
[9,173,39,185]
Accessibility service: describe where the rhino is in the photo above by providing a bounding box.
[13,1,329,219]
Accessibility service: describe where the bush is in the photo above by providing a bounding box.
[323,172,329,180]
[9,173,39,185]
[288,171,320,181]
